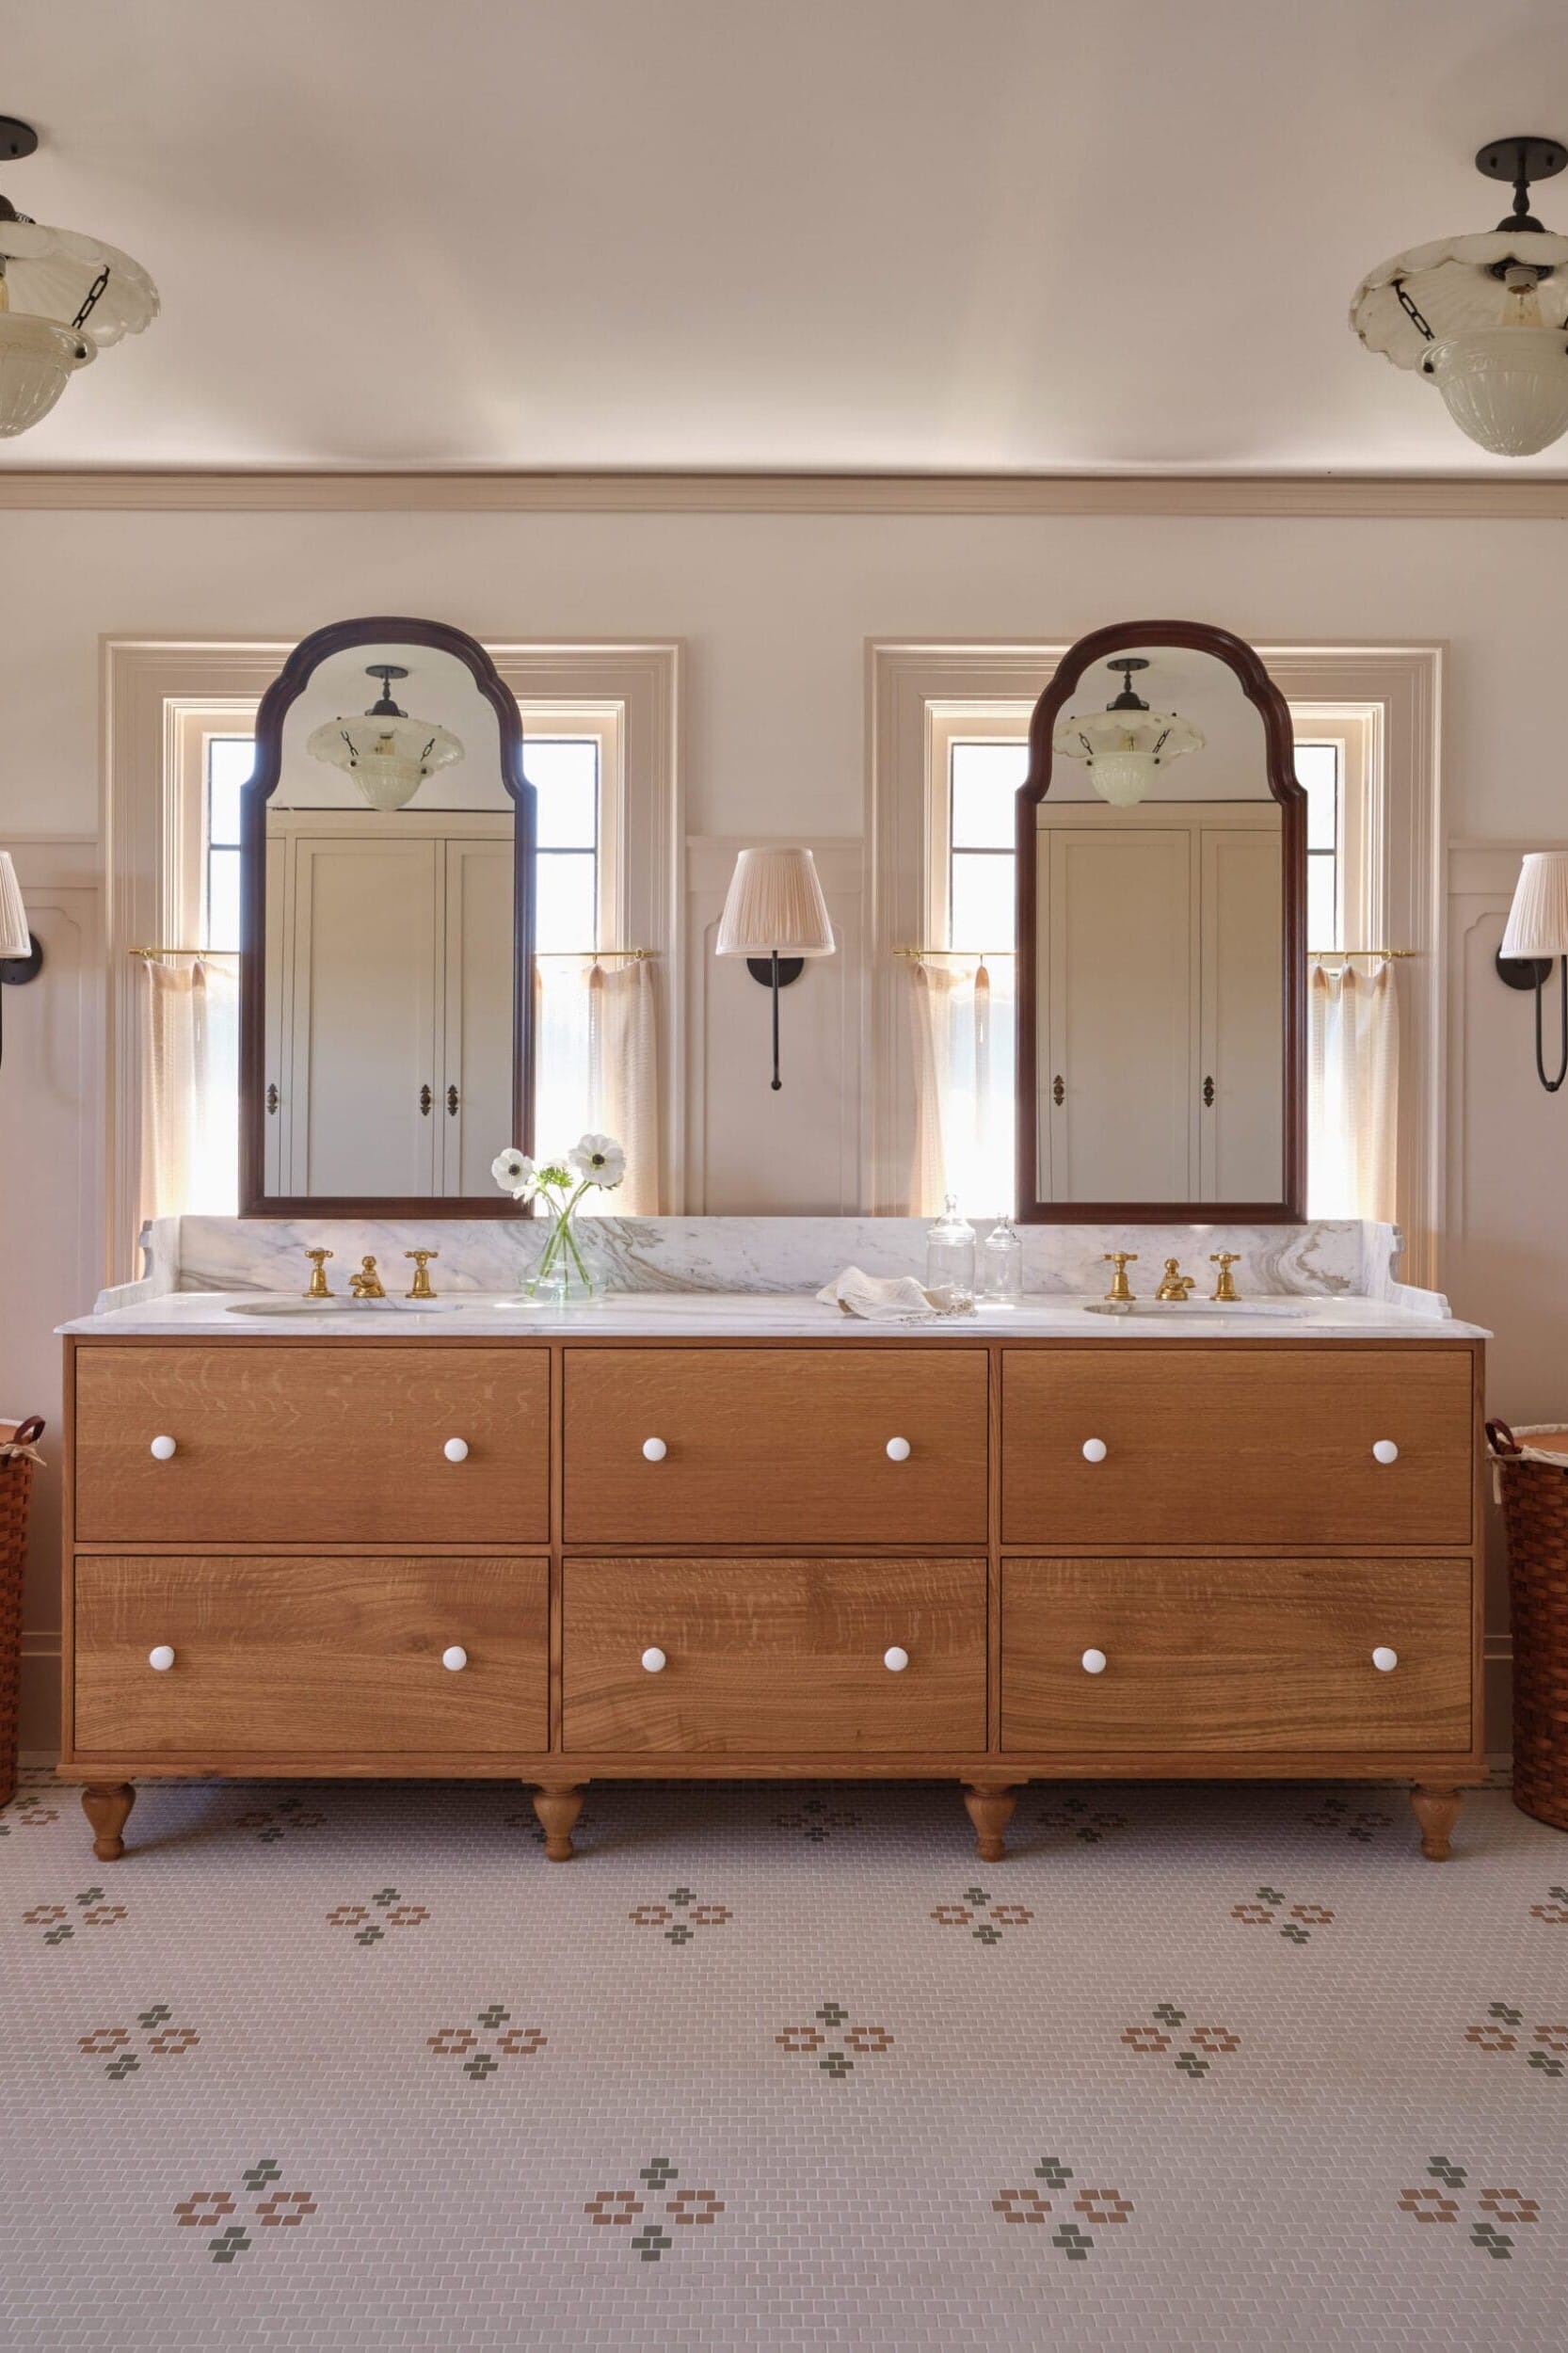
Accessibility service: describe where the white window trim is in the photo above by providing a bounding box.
[104,637,682,1279]
[867,641,1445,1286]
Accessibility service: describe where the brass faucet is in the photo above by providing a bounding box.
[1156,1258,1196,1302]
[347,1256,387,1301]
[405,1249,440,1300]
[303,1247,334,1300]
[1102,1251,1138,1302]
[1209,1251,1242,1303]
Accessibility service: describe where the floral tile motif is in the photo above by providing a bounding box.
[326,1886,430,1946]
[1302,1793,1394,1843]
[174,2158,318,2265]
[234,1795,327,1844]
[1121,2003,1240,2081]
[773,1796,861,1842]
[931,1884,1035,1946]
[1035,1795,1128,1845]
[1398,2157,1542,2259]
[1464,2001,1566,2082]
[776,1999,894,2082]
[584,2156,725,2263]
[993,2149,1134,2259]
[427,2003,547,2082]
[22,1885,130,1945]
[1230,1883,1335,1945]
[79,2002,200,2082]
[1528,1883,1568,1927]
[0,1789,59,1834]
[630,1885,733,1946]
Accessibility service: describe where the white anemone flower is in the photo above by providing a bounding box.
[490,1146,538,1201]
[568,1133,626,1189]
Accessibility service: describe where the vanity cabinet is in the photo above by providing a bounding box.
[58,1331,1484,1867]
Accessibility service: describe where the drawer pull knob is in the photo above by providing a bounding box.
[1371,1645,1399,1673]
[441,1645,469,1672]
[1081,1647,1108,1674]
[641,1646,667,1673]
[883,1645,910,1673]
[1081,1437,1108,1464]
[148,1644,175,1672]
[1372,1439,1400,1465]
[642,1437,667,1463]
[443,1437,470,1464]
[150,1434,178,1462]
[885,1436,911,1463]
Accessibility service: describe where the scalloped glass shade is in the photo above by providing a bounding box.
[1421,327,1568,456]
[306,713,465,811]
[0,313,93,438]
[1051,706,1204,807]
[1502,851,1568,957]
[1086,748,1158,808]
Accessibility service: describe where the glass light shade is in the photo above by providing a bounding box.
[1084,748,1158,808]
[0,214,157,440]
[306,713,465,812]
[0,312,93,437]
[1501,851,1568,957]
[1051,707,1204,808]
[715,847,836,957]
[0,851,31,959]
[1420,327,1568,456]
[1352,228,1568,456]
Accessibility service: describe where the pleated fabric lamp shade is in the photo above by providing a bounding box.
[0,852,30,961]
[715,847,835,959]
[1502,851,1568,957]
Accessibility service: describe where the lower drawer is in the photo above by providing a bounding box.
[562,1557,987,1753]
[1000,1558,1473,1754]
[72,1555,548,1755]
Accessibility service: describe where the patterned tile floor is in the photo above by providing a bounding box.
[2,1769,1565,2352]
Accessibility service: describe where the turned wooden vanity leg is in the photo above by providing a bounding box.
[1410,1784,1463,1861]
[963,1784,1022,1863]
[81,1783,136,1862]
[532,1785,587,1862]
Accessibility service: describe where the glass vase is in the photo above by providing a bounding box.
[528,1208,604,1307]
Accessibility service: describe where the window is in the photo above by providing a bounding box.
[202,736,251,953]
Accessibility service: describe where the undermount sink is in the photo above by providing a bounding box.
[225,1295,463,1318]
[1080,1297,1312,1321]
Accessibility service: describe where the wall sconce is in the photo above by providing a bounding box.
[1497,850,1568,1090]
[0,850,42,1070]
[715,846,836,1090]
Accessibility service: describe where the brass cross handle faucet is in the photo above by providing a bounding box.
[1103,1251,1138,1302]
[1156,1258,1196,1302]
[405,1249,440,1300]
[1210,1251,1241,1303]
[303,1247,334,1299]
[348,1256,387,1300]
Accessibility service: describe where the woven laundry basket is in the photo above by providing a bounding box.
[1487,1419,1568,1832]
[0,1416,45,1810]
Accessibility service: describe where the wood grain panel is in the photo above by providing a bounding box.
[73,1554,547,1753]
[1000,1347,1474,1548]
[562,1557,986,1752]
[74,1346,550,1545]
[1001,1558,1472,1753]
[562,1349,988,1546]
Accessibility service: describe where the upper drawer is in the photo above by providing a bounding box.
[562,1348,988,1547]
[1000,1346,1475,1549]
[73,1345,551,1545]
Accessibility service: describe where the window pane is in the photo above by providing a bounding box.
[526,739,600,848]
[950,852,1016,953]
[535,850,598,952]
[206,847,241,952]
[207,737,254,846]
[1307,852,1337,948]
[950,740,1026,847]
[1294,741,1339,853]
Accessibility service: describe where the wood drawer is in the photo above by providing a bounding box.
[73,1346,550,1545]
[1000,1347,1475,1549]
[1000,1558,1473,1754]
[561,1557,987,1753]
[562,1349,988,1547]
[72,1554,548,1755]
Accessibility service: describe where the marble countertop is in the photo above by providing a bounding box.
[59,1289,1490,1341]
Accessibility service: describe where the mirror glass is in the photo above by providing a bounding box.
[1020,632,1303,1219]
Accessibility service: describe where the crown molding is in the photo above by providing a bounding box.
[4,468,1568,516]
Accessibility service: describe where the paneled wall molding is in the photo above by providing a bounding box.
[8,470,1568,517]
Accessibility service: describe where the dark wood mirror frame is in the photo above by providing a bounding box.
[1016,617,1306,1225]
[238,614,536,1218]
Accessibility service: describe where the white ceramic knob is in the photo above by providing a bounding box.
[1081,1437,1108,1464]
[642,1436,667,1462]
[150,1434,177,1462]
[1081,1647,1108,1675]
[148,1644,175,1672]
[441,1645,468,1672]
[883,1645,910,1673]
[443,1437,470,1464]
[641,1646,666,1673]
[1372,1645,1399,1673]
[886,1436,912,1463]
[1372,1439,1399,1465]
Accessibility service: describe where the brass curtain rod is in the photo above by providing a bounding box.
[129,946,239,959]
[1307,947,1419,958]
[897,944,1419,960]
[131,944,657,961]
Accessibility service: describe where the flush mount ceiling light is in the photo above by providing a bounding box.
[1050,659,1205,808]
[307,665,465,811]
[0,116,158,438]
[1352,136,1568,457]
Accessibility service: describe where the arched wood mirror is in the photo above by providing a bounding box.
[238,616,536,1216]
[1016,619,1305,1223]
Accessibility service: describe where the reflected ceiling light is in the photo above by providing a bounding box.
[1051,659,1204,808]
[0,117,158,438]
[1352,136,1568,457]
[307,664,465,811]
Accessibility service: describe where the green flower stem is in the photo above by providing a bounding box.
[531,1178,595,1296]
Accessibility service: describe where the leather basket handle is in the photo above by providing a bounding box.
[8,1415,44,1448]
[1485,1417,1521,1457]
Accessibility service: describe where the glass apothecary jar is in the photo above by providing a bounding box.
[925,1194,977,1309]
[978,1214,1023,1304]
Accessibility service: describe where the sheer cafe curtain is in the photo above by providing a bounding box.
[907,954,1016,1218]
[532,955,661,1213]
[1307,954,1400,1222]
[139,955,239,1223]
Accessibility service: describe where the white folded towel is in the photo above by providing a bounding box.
[815,1265,968,1320]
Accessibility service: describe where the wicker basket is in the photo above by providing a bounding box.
[1487,1418,1568,1833]
[0,1416,46,1811]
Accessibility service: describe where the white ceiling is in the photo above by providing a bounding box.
[8,0,1568,473]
